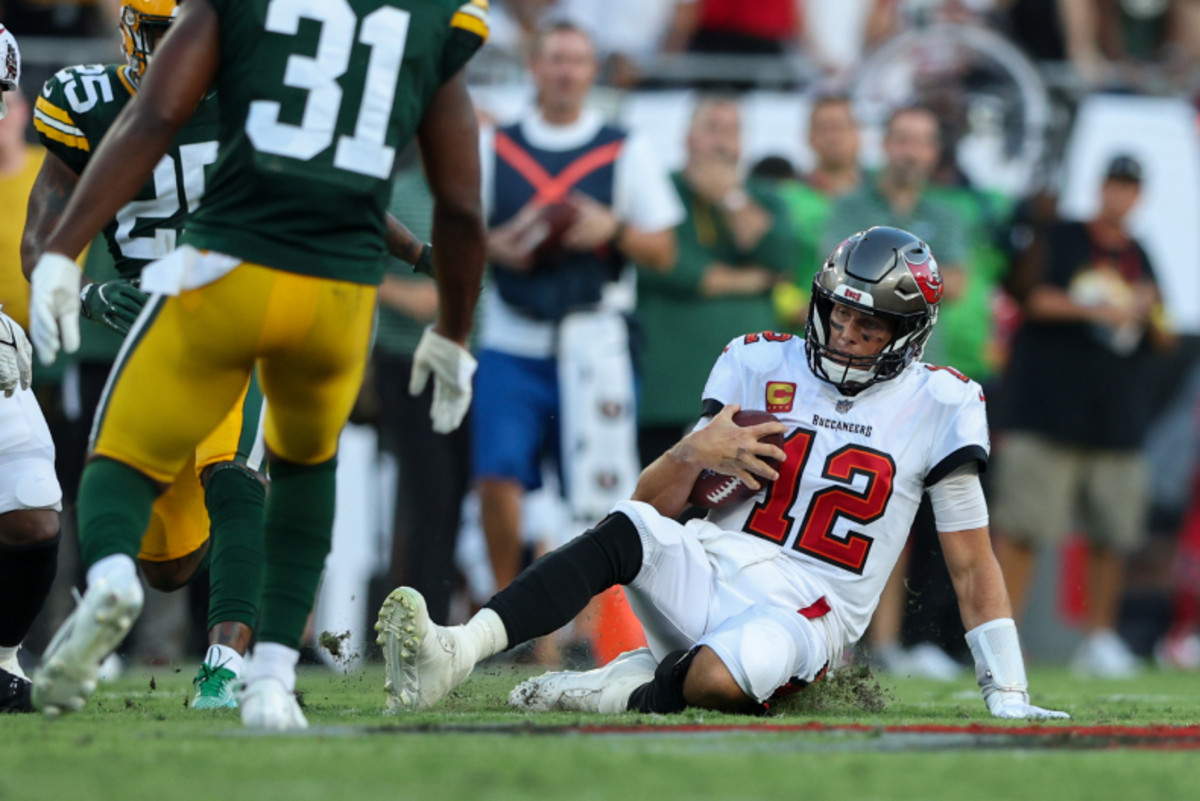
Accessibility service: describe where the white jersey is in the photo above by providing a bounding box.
[698,332,989,647]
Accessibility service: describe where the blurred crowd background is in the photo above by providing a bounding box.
[4,0,1200,682]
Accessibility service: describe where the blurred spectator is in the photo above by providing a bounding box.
[803,0,876,77]
[373,148,470,627]
[499,1,678,86]
[0,88,39,330]
[775,94,862,331]
[473,22,681,590]
[1158,443,1200,670]
[822,105,965,312]
[925,90,1016,386]
[1046,0,1200,86]
[0,1,115,36]
[993,154,1174,678]
[636,95,794,466]
[822,103,969,679]
[866,0,1003,47]
[1003,0,1069,63]
[664,0,803,56]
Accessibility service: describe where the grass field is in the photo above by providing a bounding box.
[3,660,1199,801]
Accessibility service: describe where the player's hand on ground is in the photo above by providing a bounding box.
[679,404,786,490]
[985,689,1070,720]
[29,252,82,365]
[410,326,477,434]
[0,309,33,397]
[80,278,149,336]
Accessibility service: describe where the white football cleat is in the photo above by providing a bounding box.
[239,676,307,731]
[509,647,658,714]
[376,587,475,712]
[237,681,304,729]
[33,572,143,718]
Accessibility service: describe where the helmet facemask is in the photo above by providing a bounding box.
[805,291,937,393]
[120,1,177,82]
[804,227,942,394]
[0,25,19,120]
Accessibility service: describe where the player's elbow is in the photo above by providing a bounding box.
[433,194,485,235]
[139,102,193,139]
[632,229,676,272]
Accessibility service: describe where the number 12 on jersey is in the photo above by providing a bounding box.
[743,428,896,575]
[246,0,412,180]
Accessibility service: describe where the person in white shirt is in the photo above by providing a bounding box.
[471,21,683,592]
[378,226,1068,721]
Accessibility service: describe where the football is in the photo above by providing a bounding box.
[528,200,579,271]
[687,409,785,510]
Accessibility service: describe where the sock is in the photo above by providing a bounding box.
[245,642,298,693]
[0,533,60,647]
[86,553,138,590]
[77,458,159,567]
[202,643,244,676]
[457,608,508,663]
[0,645,21,674]
[627,648,697,714]
[256,458,336,650]
[485,512,643,649]
[204,465,266,631]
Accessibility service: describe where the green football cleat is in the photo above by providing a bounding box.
[191,659,239,710]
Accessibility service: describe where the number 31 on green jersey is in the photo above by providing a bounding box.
[247,0,411,180]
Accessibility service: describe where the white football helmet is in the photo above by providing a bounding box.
[0,24,20,121]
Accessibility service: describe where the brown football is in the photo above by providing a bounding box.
[687,409,785,510]
[529,201,579,270]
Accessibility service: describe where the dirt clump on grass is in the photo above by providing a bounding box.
[772,664,891,715]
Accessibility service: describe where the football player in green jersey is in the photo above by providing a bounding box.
[22,0,435,712]
[28,0,487,730]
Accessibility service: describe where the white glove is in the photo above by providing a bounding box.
[0,309,33,397]
[30,252,82,365]
[410,325,477,434]
[966,618,1070,721]
[984,690,1071,720]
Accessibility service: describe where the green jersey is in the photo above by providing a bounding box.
[777,179,834,290]
[927,184,1015,382]
[33,64,221,279]
[183,0,488,285]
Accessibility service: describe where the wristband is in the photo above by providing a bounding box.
[722,188,750,213]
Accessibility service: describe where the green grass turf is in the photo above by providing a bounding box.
[2,662,1199,801]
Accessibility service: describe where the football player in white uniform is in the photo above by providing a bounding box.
[1,25,65,713]
[378,226,1067,720]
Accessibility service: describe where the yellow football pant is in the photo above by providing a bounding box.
[93,264,376,546]
[136,376,262,562]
